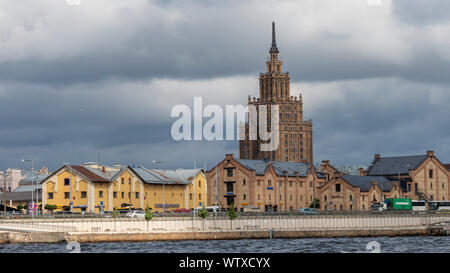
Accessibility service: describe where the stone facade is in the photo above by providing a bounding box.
[206,154,325,212]
[239,22,313,164]
[317,151,450,211]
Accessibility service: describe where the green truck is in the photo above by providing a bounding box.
[383,198,412,210]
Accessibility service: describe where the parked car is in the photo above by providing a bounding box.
[297,208,318,215]
[125,210,145,218]
[371,202,384,211]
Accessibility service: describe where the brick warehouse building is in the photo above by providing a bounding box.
[206,154,326,212]
[317,151,450,211]
[239,22,313,164]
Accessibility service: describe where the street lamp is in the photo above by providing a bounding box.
[152,160,165,217]
[21,159,35,216]
[2,172,10,218]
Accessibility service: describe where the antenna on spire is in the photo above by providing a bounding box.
[270,21,279,54]
[272,21,276,46]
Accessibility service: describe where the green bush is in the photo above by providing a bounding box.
[226,203,237,220]
[309,198,320,209]
[145,206,153,221]
[44,204,57,211]
[197,207,208,219]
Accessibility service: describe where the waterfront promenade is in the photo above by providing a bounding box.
[0,213,449,243]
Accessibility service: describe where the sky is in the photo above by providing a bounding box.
[0,0,449,172]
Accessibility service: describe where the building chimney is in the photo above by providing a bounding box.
[333,171,341,179]
[375,154,381,159]
[427,150,434,157]
[358,167,365,176]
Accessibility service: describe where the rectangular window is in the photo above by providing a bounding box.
[64,192,70,199]
[81,191,87,198]
[257,180,261,186]
[128,178,131,185]
[135,192,139,199]
[99,191,103,198]
[64,178,70,186]
[198,181,201,187]
[335,184,341,193]
[113,192,117,198]
[268,180,272,186]
[190,193,193,200]
[48,192,53,199]
[429,169,433,178]
[121,178,124,184]
[243,179,246,186]
[227,168,233,177]
[226,182,234,192]
[121,192,124,198]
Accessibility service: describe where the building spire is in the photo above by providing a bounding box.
[270,21,279,53]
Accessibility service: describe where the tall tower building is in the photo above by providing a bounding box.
[239,22,313,164]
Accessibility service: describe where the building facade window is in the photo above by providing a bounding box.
[64,192,70,199]
[64,178,70,186]
[429,169,433,178]
[48,192,53,199]
[227,168,233,177]
[99,191,103,198]
[81,191,87,198]
[335,184,341,193]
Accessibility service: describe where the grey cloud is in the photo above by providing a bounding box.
[392,0,450,25]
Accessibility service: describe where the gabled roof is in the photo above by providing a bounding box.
[132,167,202,185]
[366,155,428,176]
[69,165,111,182]
[342,175,394,192]
[234,159,324,178]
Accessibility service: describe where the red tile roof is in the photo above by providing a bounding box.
[70,165,109,182]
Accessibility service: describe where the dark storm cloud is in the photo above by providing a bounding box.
[0,0,449,86]
[0,0,450,171]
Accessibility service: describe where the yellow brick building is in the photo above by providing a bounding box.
[41,163,206,213]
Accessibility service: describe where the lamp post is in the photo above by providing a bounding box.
[2,172,10,218]
[152,160,165,217]
[22,159,34,216]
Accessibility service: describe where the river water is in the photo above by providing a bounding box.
[1,236,449,253]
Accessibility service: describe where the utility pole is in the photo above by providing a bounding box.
[152,160,165,217]
[3,173,9,217]
[22,159,34,216]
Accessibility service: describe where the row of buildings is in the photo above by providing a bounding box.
[2,23,448,214]
[1,150,448,214]
[206,151,450,212]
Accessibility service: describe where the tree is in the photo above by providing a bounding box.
[197,206,208,230]
[309,198,321,209]
[226,203,237,230]
[112,208,119,231]
[17,205,23,210]
[44,204,57,213]
[145,206,153,231]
